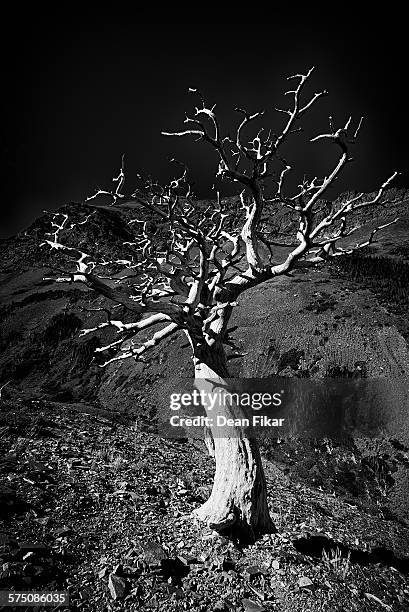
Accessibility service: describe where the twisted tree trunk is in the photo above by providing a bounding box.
[192,343,274,543]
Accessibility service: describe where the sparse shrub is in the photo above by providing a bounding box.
[390,241,409,261]
[331,254,409,318]
[305,292,337,314]
[322,546,351,579]
[326,362,367,378]
[278,348,305,372]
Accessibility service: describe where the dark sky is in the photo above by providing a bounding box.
[4,14,408,238]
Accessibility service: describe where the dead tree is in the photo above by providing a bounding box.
[42,67,400,543]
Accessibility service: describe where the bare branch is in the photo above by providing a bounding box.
[43,68,402,368]
[80,312,171,337]
[100,322,179,367]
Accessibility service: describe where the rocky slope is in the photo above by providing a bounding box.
[0,188,409,553]
[0,400,408,611]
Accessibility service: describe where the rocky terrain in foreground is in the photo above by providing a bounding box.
[0,399,408,611]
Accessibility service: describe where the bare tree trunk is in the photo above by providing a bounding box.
[192,345,274,543]
[203,427,215,457]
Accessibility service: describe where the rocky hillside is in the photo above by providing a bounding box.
[0,399,408,611]
[1,189,408,408]
[0,189,409,610]
[1,190,409,480]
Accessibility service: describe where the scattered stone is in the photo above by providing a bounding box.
[176,554,195,567]
[190,563,205,574]
[242,598,265,612]
[244,565,264,580]
[176,488,189,495]
[142,541,168,565]
[196,485,212,500]
[128,491,142,502]
[112,563,123,575]
[54,527,72,537]
[108,573,126,600]
[298,575,314,589]
[125,546,138,559]
[220,570,232,583]
[98,566,108,579]
[271,559,280,570]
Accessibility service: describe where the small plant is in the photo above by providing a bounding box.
[364,454,392,498]
[97,445,123,469]
[322,546,351,579]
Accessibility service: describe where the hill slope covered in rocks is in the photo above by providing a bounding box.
[0,189,408,610]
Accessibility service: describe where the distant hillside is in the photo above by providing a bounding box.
[1,188,408,397]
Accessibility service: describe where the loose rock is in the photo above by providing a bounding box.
[108,573,126,600]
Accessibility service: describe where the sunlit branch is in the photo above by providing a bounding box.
[43,67,403,364]
[100,322,179,367]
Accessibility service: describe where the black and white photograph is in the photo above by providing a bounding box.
[1,13,409,611]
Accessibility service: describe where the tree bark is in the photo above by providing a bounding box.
[192,344,274,544]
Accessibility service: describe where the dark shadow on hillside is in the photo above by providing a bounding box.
[293,534,409,576]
